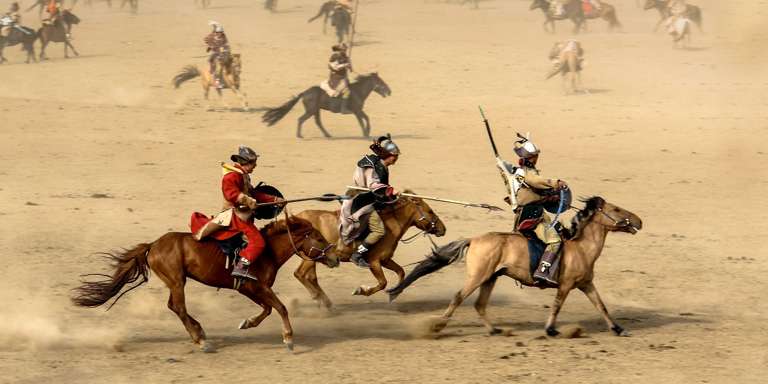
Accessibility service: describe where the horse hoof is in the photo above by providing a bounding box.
[387,292,400,303]
[488,328,503,336]
[200,341,216,353]
[238,319,249,330]
[546,326,560,337]
[612,325,630,337]
[352,287,363,295]
[284,340,294,352]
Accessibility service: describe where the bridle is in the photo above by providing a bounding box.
[596,207,636,232]
[400,198,440,244]
[283,212,332,262]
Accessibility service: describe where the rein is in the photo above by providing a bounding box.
[282,211,330,262]
[399,198,439,244]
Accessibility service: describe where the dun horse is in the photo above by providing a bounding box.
[0,25,36,64]
[295,193,446,309]
[261,72,391,138]
[172,53,248,109]
[546,41,583,94]
[72,217,337,352]
[388,197,642,337]
[38,10,80,60]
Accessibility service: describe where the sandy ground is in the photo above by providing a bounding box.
[1,0,767,383]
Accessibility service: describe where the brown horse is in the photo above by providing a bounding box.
[72,217,337,352]
[37,10,80,60]
[261,73,391,138]
[388,197,643,337]
[294,194,446,309]
[644,0,702,32]
[0,25,37,64]
[530,0,621,33]
[172,53,248,109]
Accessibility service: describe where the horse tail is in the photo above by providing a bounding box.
[387,239,471,302]
[261,91,304,126]
[172,65,201,89]
[72,243,152,309]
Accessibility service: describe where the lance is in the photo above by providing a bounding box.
[345,186,503,211]
[479,106,521,210]
[254,193,348,207]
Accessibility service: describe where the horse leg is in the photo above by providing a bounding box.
[434,274,487,333]
[294,260,333,310]
[156,274,211,351]
[238,303,272,330]
[579,282,627,336]
[381,258,405,287]
[254,286,296,351]
[543,283,574,337]
[353,111,368,138]
[474,275,502,335]
[353,258,388,296]
[360,111,372,137]
[313,111,332,138]
[39,39,48,60]
[296,110,313,139]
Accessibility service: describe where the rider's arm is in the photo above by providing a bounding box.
[523,172,561,190]
[222,172,259,209]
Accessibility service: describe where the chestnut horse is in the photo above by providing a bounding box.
[388,197,643,337]
[72,217,337,352]
[295,193,446,309]
[530,0,621,34]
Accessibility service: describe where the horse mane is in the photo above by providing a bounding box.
[565,196,604,240]
[262,216,313,237]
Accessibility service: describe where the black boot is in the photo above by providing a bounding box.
[534,243,561,286]
[350,243,371,268]
[231,257,258,281]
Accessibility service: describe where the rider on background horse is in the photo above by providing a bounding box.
[0,2,22,38]
[339,135,400,267]
[500,134,569,286]
[204,21,231,89]
[193,146,285,281]
[321,43,355,111]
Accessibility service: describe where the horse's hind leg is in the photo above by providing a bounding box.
[313,111,332,138]
[579,282,627,336]
[433,275,486,333]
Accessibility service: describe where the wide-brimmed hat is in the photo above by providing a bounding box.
[230,145,259,164]
[332,43,348,52]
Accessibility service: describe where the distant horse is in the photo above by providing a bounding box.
[331,5,351,43]
[644,0,702,32]
[37,10,80,60]
[0,25,36,64]
[265,0,277,12]
[531,0,620,33]
[72,217,337,352]
[261,72,391,138]
[295,193,446,307]
[546,41,584,94]
[308,0,336,34]
[24,0,47,19]
[172,53,248,109]
[387,197,642,337]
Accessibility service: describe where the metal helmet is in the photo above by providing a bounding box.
[376,134,400,156]
[230,145,259,164]
[513,132,540,159]
[209,20,224,32]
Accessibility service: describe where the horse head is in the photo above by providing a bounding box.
[369,72,392,98]
[63,10,80,25]
[577,196,643,235]
[401,190,447,237]
[271,217,338,266]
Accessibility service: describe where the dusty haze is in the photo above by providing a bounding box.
[0,0,766,383]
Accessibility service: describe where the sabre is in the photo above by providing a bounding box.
[479,106,521,210]
[345,186,503,212]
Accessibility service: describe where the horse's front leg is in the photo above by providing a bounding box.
[353,111,368,138]
[357,110,371,137]
[544,282,574,336]
[578,281,628,336]
[353,259,388,296]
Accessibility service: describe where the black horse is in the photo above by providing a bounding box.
[0,25,36,64]
[261,73,391,139]
[530,0,585,34]
[38,10,81,60]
